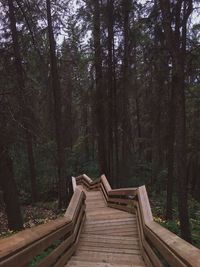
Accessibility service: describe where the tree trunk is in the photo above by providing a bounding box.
[0,148,23,231]
[93,0,108,176]
[8,0,37,203]
[121,0,131,185]
[165,84,175,220]
[174,59,192,242]
[107,0,114,185]
[26,131,37,203]
[46,0,67,208]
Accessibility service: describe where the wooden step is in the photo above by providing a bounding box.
[76,245,141,255]
[65,187,146,267]
[66,259,145,267]
[70,252,145,265]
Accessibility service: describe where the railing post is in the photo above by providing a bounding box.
[67,176,73,204]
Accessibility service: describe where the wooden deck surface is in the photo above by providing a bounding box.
[66,186,146,267]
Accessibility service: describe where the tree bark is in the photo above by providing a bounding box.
[8,0,37,203]
[26,131,37,203]
[120,0,131,185]
[107,0,115,185]
[0,148,23,231]
[174,58,192,242]
[46,0,67,208]
[93,0,108,176]
[165,83,175,220]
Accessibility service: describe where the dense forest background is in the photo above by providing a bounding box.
[0,0,200,245]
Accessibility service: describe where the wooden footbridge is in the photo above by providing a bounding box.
[0,174,200,267]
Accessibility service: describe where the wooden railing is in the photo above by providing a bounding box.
[0,173,200,267]
[77,174,200,267]
[0,178,85,267]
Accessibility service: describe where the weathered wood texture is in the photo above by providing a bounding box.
[71,174,200,267]
[0,174,200,267]
[65,187,145,267]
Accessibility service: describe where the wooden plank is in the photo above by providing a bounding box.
[135,199,163,267]
[64,188,82,218]
[84,232,138,237]
[65,185,147,267]
[80,234,139,243]
[75,175,84,182]
[85,217,136,225]
[100,175,112,192]
[0,217,71,259]
[100,183,109,203]
[108,188,137,196]
[0,222,73,267]
[72,177,77,192]
[107,197,133,205]
[80,238,139,247]
[86,208,123,215]
[37,235,74,267]
[86,206,131,214]
[85,195,102,199]
[77,174,100,191]
[66,260,141,267]
[86,205,106,210]
[72,251,145,266]
[83,174,93,183]
[65,188,85,220]
[143,252,154,267]
[137,186,153,224]
[84,225,138,234]
[143,239,163,267]
[145,221,200,267]
[86,212,134,220]
[84,222,137,231]
[54,214,86,267]
[107,203,134,213]
[77,246,141,255]
[78,240,140,250]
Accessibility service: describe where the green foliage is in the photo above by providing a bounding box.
[10,141,57,203]
[67,136,99,178]
[34,141,57,199]
[127,157,153,187]
[29,240,61,267]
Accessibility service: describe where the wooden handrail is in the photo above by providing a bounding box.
[71,176,77,192]
[76,174,200,267]
[0,178,86,267]
[0,174,199,267]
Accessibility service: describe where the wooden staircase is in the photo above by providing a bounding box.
[66,186,145,266]
[0,174,200,267]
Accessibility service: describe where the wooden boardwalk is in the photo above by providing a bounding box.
[0,174,200,267]
[66,187,146,267]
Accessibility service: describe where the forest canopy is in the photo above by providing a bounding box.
[0,0,200,245]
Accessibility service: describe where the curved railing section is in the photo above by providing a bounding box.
[0,178,86,267]
[76,174,200,267]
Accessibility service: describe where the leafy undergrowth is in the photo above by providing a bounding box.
[29,240,62,267]
[0,201,63,238]
[151,193,200,248]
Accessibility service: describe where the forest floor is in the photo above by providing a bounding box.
[0,201,63,238]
